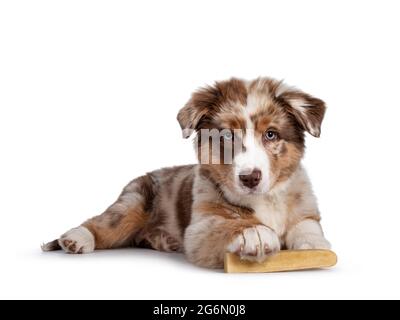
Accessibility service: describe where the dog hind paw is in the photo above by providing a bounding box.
[58,226,95,254]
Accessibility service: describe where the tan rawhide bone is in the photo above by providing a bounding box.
[224,250,337,273]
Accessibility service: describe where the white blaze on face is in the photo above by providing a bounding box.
[233,113,270,194]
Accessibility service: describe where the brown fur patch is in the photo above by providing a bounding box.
[194,202,254,220]
[271,143,303,185]
[186,213,262,267]
[199,165,235,200]
[84,207,148,249]
[177,78,247,136]
[134,175,157,213]
[175,173,194,236]
[108,212,123,228]
[215,112,247,130]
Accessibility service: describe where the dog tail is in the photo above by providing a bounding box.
[41,239,61,251]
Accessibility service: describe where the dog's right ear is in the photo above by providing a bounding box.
[177,85,220,139]
[177,78,247,138]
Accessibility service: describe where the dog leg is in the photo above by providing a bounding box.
[184,205,280,268]
[42,175,154,253]
[285,219,331,250]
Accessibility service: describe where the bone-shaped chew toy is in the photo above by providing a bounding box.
[224,250,337,273]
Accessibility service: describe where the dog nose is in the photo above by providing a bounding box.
[239,169,262,189]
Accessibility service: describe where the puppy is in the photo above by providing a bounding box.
[42,77,331,268]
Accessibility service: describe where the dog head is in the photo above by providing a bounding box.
[177,77,325,197]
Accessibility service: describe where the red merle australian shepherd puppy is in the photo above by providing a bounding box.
[42,77,331,268]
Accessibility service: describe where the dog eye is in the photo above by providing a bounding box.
[222,131,233,141]
[264,130,278,141]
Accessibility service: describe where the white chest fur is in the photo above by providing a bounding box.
[220,182,290,238]
[252,196,288,238]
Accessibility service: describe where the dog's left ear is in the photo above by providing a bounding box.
[277,89,326,137]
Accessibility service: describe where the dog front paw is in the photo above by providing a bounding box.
[292,234,331,250]
[227,225,280,262]
[58,226,95,254]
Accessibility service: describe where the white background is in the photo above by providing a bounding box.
[1,0,399,300]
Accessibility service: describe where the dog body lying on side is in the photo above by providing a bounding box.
[42,77,331,268]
